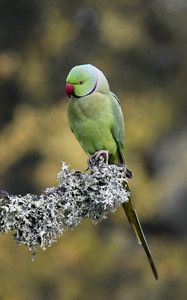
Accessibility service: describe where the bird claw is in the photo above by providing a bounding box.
[125,168,133,179]
[117,163,133,179]
[88,150,109,170]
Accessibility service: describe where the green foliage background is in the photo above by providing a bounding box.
[0,0,187,299]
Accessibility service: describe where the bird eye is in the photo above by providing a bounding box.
[79,80,84,84]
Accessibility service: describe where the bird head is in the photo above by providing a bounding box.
[65,64,110,98]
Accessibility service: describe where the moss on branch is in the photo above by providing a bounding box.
[0,151,130,253]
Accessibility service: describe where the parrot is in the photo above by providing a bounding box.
[65,64,158,280]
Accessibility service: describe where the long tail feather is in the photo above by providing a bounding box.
[122,182,159,281]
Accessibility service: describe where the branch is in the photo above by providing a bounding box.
[0,151,130,253]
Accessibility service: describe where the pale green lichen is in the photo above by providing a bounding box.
[0,158,130,253]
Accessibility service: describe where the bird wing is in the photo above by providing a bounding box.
[110,92,125,164]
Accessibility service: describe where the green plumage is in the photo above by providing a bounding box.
[68,91,124,164]
[66,64,158,280]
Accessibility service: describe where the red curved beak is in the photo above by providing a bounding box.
[65,83,74,97]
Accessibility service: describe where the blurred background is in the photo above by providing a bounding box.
[0,0,187,299]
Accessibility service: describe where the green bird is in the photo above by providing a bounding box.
[65,64,158,280]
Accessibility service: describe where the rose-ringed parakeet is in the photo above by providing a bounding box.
[65,64,158,280]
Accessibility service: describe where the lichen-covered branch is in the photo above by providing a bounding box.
[0,151,130,253]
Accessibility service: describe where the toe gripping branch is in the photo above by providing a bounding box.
[88,150,133,179]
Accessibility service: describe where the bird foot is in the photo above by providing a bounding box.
[88,150,109,170]
[0,189,10,201]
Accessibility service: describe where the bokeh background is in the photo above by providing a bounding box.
[0,0,187,299]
